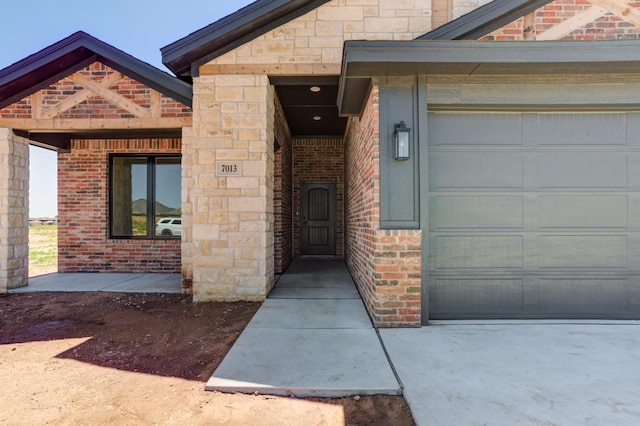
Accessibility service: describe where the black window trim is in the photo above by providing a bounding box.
[109,153,181,240]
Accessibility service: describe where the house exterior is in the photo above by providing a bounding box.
[3,0,640,326]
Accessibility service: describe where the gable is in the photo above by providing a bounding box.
[186,0,436,77]
[0,62,191,122]
[0,31,192,110]
[485,0,640,41]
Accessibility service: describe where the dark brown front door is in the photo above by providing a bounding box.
[301,182,336,255]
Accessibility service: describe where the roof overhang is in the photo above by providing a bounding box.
[419,0,555,40]
[0,31,193,110]
[338,40,640,116]
[161,0,331,79]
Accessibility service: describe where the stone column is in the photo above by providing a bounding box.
[185,75,274,301]
[0,128,29,291]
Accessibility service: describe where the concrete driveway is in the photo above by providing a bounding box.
[380,322,640,426]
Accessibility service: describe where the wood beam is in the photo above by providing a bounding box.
[68,72,151,118]
[538,6,608,40]
[0,117,191,131]
[31,91,42,119]
[523,11,537,40]
[590,0,640,27]
[41,72,124,119]
[150,90,162,118]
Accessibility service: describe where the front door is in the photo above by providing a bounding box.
[301,182,336,256]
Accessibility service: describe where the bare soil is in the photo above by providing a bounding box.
[0,292,415,425]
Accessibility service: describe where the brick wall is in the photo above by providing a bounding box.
[344,86,422,327]
[292,138,344,258]
[58,138,181,274]
[274,93,293,273]
[0,62,191,119]
[372,230,421,327]
[485,1,640,41]
[345,87,379,320]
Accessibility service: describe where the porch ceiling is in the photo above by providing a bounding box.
[272,77,347,138]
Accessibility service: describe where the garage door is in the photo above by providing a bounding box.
[428,111,640,319]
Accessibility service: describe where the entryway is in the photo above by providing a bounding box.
[301,182,336,256]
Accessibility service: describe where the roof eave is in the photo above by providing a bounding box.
[338,40,640,116]
[419,0,555,40]
[161,0,331,77]
[0,31,193,110]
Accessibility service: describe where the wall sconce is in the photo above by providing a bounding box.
[394,121,411,161]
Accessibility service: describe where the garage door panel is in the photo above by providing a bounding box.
[430,153,524,189]
[427,111,640,319]
[434,236,524,269]
[432,196,524,229]
[537,279,632,314]
[430,279,524,315]
[538,196,628,228]
[430,113,522,145]
[538,236,628,269]
[538,154,628,189]
[524,113,627,146]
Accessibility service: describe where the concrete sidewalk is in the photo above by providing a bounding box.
[9,273,181,293]
[381,322,640,426]
[205,259,401,397]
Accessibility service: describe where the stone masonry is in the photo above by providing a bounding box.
[0,128,28,291]
[185,74,275,301]
[191,0,439,319]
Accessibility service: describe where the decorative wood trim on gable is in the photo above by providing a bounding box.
[0,62,192,142]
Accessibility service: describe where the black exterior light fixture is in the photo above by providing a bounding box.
[394,121,411,161]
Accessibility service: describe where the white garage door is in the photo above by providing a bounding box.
[428,111,640,319]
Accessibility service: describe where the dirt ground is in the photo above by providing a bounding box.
[0,292,415,425]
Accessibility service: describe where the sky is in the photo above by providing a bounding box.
[1,0,254,216]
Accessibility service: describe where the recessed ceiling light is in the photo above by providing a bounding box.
[313,115,322,121]
[310,86,321,93]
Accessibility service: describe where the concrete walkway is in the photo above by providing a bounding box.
[9,273,181,293]
[381,321,640,426]
[205,259,401,397]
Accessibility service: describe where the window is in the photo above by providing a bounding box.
[110,155,181,238]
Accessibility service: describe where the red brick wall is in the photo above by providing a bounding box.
[0,62,191,119]
[344,86,422,327]
[58,138,181,273]
[345,87,380,321]
[485,0,640,41]
[372,230,422,327]
[292,138,344,258]
[274,93,293,274]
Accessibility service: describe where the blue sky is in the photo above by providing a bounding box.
[1,0,254,216]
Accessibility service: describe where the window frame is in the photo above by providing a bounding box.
[109,153,181,240]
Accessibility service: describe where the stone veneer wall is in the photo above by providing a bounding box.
[58,138,181,274]
[0,129,29,291]
[184,75,274,301]
[274,93,294,274]
[292,138,344,258]
[202,0,434,77]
